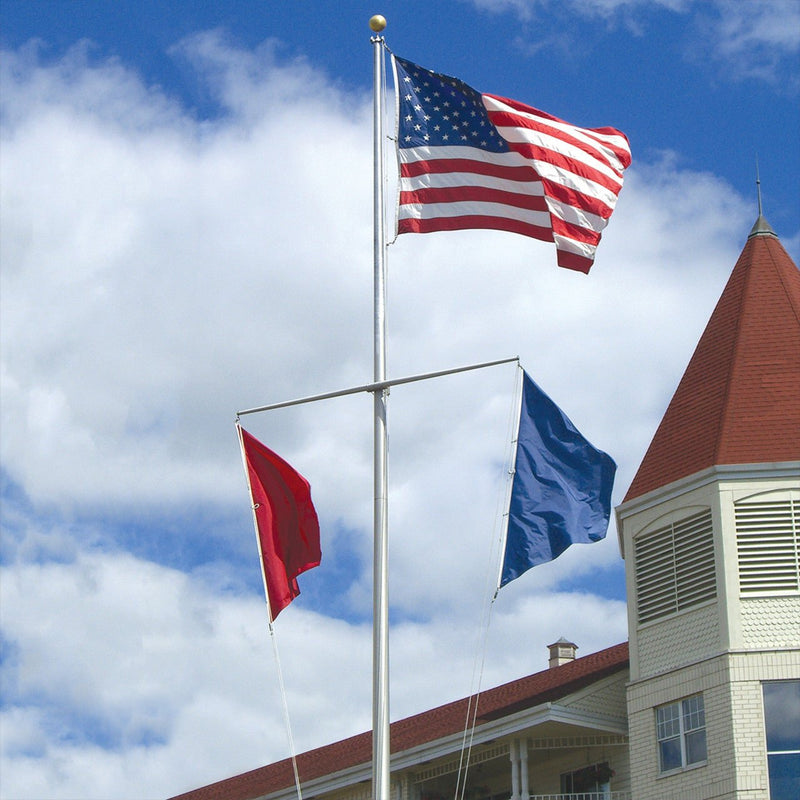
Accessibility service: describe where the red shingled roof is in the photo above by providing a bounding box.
[624,221,800,502]
[170,642,629,800]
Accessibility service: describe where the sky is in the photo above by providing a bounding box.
[1,1,798,798]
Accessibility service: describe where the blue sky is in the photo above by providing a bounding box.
[1,1,798,798]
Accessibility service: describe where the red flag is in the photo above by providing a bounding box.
[238,425,321,621]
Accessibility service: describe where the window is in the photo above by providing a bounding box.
[635,509,716,623]
[560,762,612,798]
[763,681,800,800]
[656,694,707,772]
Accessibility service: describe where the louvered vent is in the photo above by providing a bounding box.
[635,509,716,624]
[736,493,800,595]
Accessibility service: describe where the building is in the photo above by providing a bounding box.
[172,217,799,800]
[617,213,800,800]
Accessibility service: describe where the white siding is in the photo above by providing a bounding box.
[636,603,720,677]
[741,596,800,649]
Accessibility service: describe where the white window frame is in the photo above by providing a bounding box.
[656,693,707,773]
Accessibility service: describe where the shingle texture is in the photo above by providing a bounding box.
[169,642,629,800]
[624,223,800,502]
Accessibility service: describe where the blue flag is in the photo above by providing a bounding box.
[500,371,616,587]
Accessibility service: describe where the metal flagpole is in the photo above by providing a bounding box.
[235,422,276,624]
[369,14,390,800]
[236,357,519,417]
[236,19,515,795]
[495,364,525,595]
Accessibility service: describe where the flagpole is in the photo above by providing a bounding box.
[370,14,390,800]
[236,357,519,416]
[495,365,524,594]
[235,422,275,624]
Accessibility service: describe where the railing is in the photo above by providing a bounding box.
[528,794,632,800]
[418,790,632,800]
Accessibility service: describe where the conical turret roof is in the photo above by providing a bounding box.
[624,219,800,502]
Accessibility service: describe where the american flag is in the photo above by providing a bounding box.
[393,56,631,274]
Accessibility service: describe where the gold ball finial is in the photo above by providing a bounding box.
[369,15,387,32]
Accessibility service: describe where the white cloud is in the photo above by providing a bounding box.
[692,0,800,85]
[1,35,374,513]
[0,538,364,798]
[468,0,800,83]
[706,0,800,55]
[0,526,628,799]
[469,0,690,21]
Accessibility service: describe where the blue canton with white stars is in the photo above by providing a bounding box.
[394,57,510,153]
